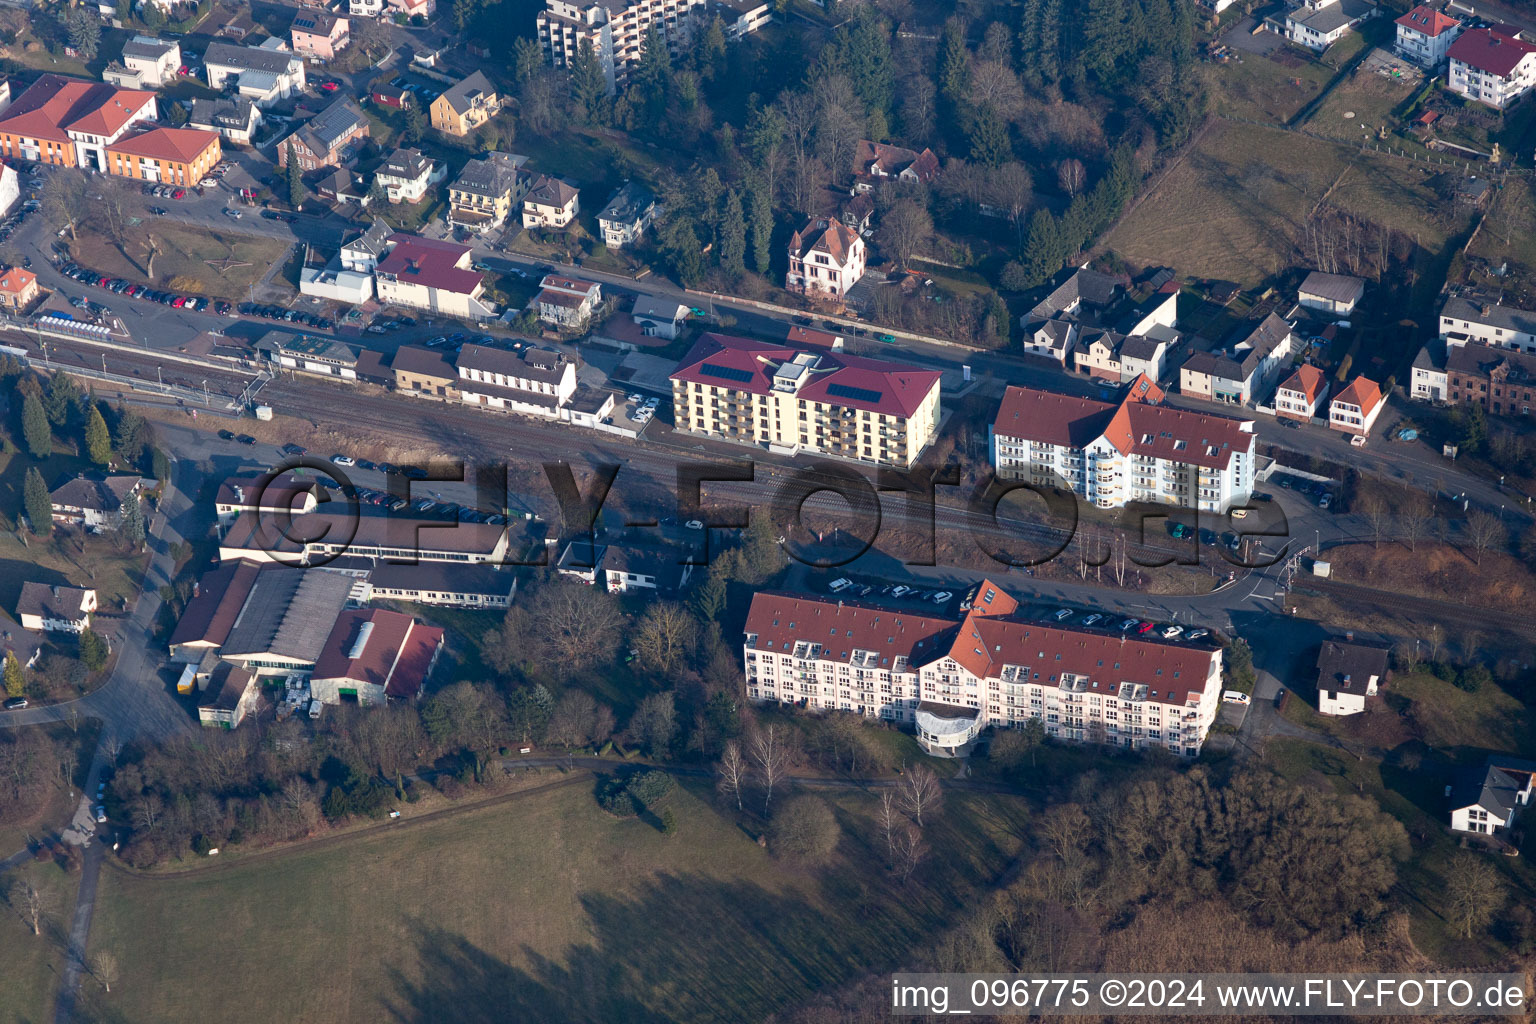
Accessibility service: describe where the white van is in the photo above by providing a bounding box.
[1350,435,1367,448]
[1222,690,1251,705]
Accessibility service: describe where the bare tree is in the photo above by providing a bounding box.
[878,790,899,860]
[8,877,56,937]
[892,824,927,884]
[880,198,933,272]
[967,61,1025,119]
[1464,509,1505,565]
[1445,853,1502,938]
[1056,158,1087,198]
[717,740,748,811]
[985,162,1033,242]
[144,234,163,281]
[1359,493,1392,549]
[42,175,88,241]
[632,601,698,676]
[532,584,624,676]
[750,724,790,816]
[1399,491,1433,552]
[899,764,942,827]
[91,951,120,994]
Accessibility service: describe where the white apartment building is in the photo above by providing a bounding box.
[786,218,866,301]
[1447,27,1536,109]
[1395,4,1464,67]
[373,234,496,319]
[1329,376,1385,435]
[373,147,444,204]
[105,36,181,90]
[1286,0,1376,52]
[991,375,1257,514]
[1439,295,1536,353]
[537,0,766,94]
[743,582,1225,758]
[456,342,577,418]
[670,333,941,468]
[203,41,307,108]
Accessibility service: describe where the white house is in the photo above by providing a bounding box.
[203,41,307,108]
[456,343,578,418]
[1022,320,1077,363]
[1179,313,1297,406]
[340,218,393,274]
[258,331,360,380]
[1329,376,1385,435]
[373,147,444,205]
[1274,364,1329,422]
[1286,0,1377,52]
[1298,270,1365,315]
[1073,330,1174,384]
[1440,295,1536,354]
[373,234,496,319]
[786,218,866,301]
[632,296,688,340]
[299,245,375,304]
[596,181,656,248]
[522,174,579,229]
[105,36,181,90]
[187,98,262,145]
[1395,4,1464,68]
[535,275,601,328]
[1447,27,1536,109]
[1411,340,1448,402]
[16,583,97,634]
[48,474,143,530]
[992,375,1257,514]
[1315,638,1389,716]
[1450,757,1536,837]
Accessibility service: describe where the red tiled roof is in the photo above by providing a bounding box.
[376,233,483,295]
[0,266,36,294]
[312,607,443,699]
[790,218,861,267]
[0,74,154,144]
[1449,27,1536,77]
[1396,4,1460,37]
[169,559,263,648]
[744,592,957,668]
[1278,364,1327,403]
[1333,376,1382,416]
[852,140,940,182]
[109,126,218,164]
[670,332,941,418]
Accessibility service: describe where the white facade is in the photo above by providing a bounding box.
[786,219,867,300]
[1286,0,1375,52]
[0,165,20,219]
[374,151,445,204]
[1448,30,1536,109]
[1395,6,1463,67]
[538,0,708,95]
[1440,297,1536,354]
[299,264,374,303]
[203,42,307,108]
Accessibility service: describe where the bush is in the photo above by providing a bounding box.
[659,807,678,835]
[1431,661,1457,683]
[625,769,674,809]
[596,776,639,817]
[769,795,840,862]
[1456,663,1491,693]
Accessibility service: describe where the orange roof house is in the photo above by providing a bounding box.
[1329,376,1384,435]
[0,74,158,169]
[1275,364,1329,421]
[0,266,37,309]
[105,126,222,186]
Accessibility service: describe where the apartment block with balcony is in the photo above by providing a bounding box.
[430,71,501,137]
[743,581,1225,758]
[539,0,748,95]
[1447,27,1536,109]
[669,333,941,468]
[991,375,1257,514]
[1394,4,1463,67]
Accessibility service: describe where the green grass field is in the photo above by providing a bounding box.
[1299,65,1418,146]
[1388,671,1534,754]
[88,777,1030,1023]
[0,858,81,1024]
[67,223,292,301]
[1208,50,1335,124]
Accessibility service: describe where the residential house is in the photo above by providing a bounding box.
[16,583,97,634]
[555,537,605,585]
[841,192,874,234]
[1329,375,1385,434]
[851,139,939,191]
[276,97,369,171]
[1411,338,1449,403]
[671,333,942,467]
[1315,637,1390,716]
[203,40,307,107]
[197,661,260,729]
[456,343,577,417]
[373,147,444,204]
[309,608,443,705]
[992,374,1258,513]
[785,325,844,350]
[105,126,222,186]
[430,71,500,137]
[535,275,602,329]
[1395,4,1464,67]
[392,344,461,399]
[521,174,579,229]
[1072,329,1172,384]
[340,217,393,273]
[0,607,43,671]
[632,296,688,340]
[49,473,143,529]
[743,581,1225,757]
[353,0,435,16]
[1286,0,1377,52]
[1274,364,1329,422]
[602,545,690,594]
[104,36,181,90]
[371,83,410,109]
[1448,27,1536,109]
[0,74,158,170]
[0,266,38,310]
[188,97,262,145]
[1020,267,1154,365]
[298,241,375,303]
[291,12,350,60]
[1439,295,1536,353]
[1178,313,1297,406]
[1450,756,1536,837]
[1445,343,1536,416]
[1297,270,1365,315]
[258,331,361,380]
[374,234,496,319]
[786,218,867,301]
[213,473,319,527]
[596,181,656,248]
[447,151,528,232]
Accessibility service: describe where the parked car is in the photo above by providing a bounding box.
[218,429,235,440]
[889,585,910,598]
[1135,621,1155,634]
[1274,688,1289,710]
[1318,494,1331,510]
[1052,608,1073,621]
[1118,618,1139,631]
[1160,625,1184,638]
[1081,613,1103,625]
[94,805,107,823]
[331,454,355,466]
[1186,628,1210,641]
[827,577,853,593]
[1222,690,1251,705]
[683,519,705,530]
[281,443,307,456]
[236,434,256,445]
[3,696,28,710]
[931,591,953,604]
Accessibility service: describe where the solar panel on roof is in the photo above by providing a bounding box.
[826,383,883,404]
[700,362,753,383]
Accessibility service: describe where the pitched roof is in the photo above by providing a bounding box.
[289,97,367,157]
[0,74,153,144]
[1278,363,1328,403]
[597,180,654,225]
[16,582,93,623]
[121,35,178,61]
[744,592,958,669]
[1315,639,1390,697]
[457,342,570,385]
[375,234,482,295]
[670,333,940,418]
[311,607,442,698]
[205,40,301,75]
[199,661,255,713]
[452,151,525,198]
[170,559,264,648]
[1440,295,1536,337]
[220,567,354,661]
[0,266,35,294]
[632,295,688,321]
[48,473,139,512]
[379,146,433,180]
[852,140,939,182]
[343,217,394,257]
[1396,4,1460,37]
[1446,342,1536,386]
[110,126,219,164]
[1448,26,1536,77]
[1299,270,1365,305]
[291,10,344,34]
[1333,376,1382,416]
[790,218,861,267]
[439,70,497,115]
[524,173,578,208]
[189,97,258,131]
[391,344,458,380]
[1029,268,1122,322]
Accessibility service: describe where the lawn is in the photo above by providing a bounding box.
[1298,63,1418,146]
[88,778,1030,1023]
[1466,176,1536,274]
[0,858,81,1024]
[1106,118,1461,286]
[1207,49,1335,125]
[66,224,292,301]
[1388,671,1535,754]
